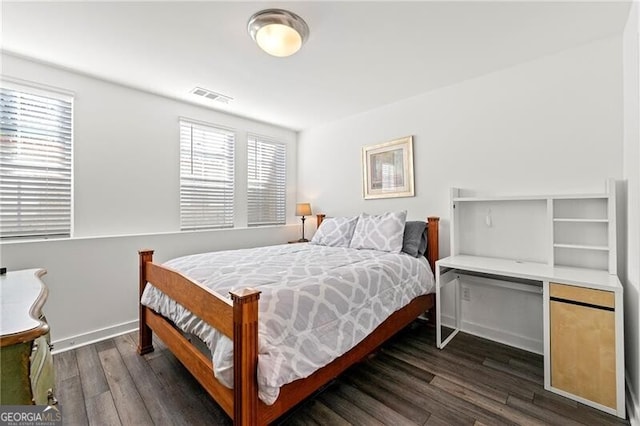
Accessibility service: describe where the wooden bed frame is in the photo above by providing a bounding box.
[138,215,439,425]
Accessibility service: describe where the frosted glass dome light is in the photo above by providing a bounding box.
[248,9,309,57]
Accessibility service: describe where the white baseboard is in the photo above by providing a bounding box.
[628,373,639,426]
[441,315,543,355]
[51,320,138,354]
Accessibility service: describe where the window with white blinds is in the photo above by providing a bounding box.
[180,119,235,230]
[0,84,73,239]
[247,135,286,226]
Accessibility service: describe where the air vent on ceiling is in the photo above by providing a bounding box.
[190,87,233,104]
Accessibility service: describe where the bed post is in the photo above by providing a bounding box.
[426,217,440,273]
[317,213,326,228]
[138,249,155,355]
[230,288,261,426]
[426,217,440,327]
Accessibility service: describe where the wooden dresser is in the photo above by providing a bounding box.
[0,269,57,405]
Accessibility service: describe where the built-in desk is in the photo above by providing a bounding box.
[436,255,625,418]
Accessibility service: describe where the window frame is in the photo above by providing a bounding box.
[179,118,236,231]
[0,79,75,240]
[247,133,287,227]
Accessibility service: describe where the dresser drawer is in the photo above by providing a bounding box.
[0,341,33,404]
[549,283,614,308]
[30,334,55,405]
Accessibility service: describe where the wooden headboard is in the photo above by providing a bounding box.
[315,214,440,272]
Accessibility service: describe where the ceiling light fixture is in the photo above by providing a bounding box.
[248,9,309,57]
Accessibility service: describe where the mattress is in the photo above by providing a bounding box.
[140,243,434,405]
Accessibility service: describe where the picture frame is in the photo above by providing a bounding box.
[362,136,415,200]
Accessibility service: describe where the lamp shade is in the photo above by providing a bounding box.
[248,9,309,57]
[296,203,312,216]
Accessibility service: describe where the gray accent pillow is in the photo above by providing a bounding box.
[402,221,427,258]
[418,228,428,257]
[310,216,359,247]
[350,211,407,253]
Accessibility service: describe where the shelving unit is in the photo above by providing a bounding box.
[551,192,615,273]
[438,179,625,418]
[450,179,617,273]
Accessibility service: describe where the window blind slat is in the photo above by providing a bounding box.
[0,86,73,239]
[179,119,235,230]
[247,136,286,227]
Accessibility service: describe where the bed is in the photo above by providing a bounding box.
[137,213,439,425]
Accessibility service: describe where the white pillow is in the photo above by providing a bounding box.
[350,211,407,253]
[310,216,359,247]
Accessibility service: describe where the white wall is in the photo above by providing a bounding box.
[2,53,298,236]
[623,4,640,424]
[1,226,300,352]
[0,53,300,350]
[299,36,624,352]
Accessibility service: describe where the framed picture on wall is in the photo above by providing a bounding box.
[362,136,415,199]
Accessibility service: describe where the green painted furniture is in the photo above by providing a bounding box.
[0,269,56,405]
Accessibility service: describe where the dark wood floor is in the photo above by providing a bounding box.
[54,321,629,425]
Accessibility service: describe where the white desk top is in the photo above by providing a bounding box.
[437,255,622,293]
[0,269,48,341]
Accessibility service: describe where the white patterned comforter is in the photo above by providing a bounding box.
[140,243,434,405]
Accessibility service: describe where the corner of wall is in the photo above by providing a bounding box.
[617,180,628,285]
[623,4,640,424]
[627,373,640,426]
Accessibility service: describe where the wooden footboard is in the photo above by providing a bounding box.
[138,250,260,424]
[138,215,439,425]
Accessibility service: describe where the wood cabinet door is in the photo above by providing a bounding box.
[550,298,616,409]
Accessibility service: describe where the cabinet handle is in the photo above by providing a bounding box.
[550,296,614,312]
[47,389,58,406]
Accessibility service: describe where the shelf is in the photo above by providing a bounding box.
[553,243,609,251]
[551,194,609,200]
[453,193,608,203]
[453,195,546,202]
[554,198,608,221]
[553,218,608,223]
[451,179,616,274]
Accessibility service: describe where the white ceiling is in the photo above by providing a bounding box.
[1,1,632,131]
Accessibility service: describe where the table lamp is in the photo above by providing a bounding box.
[295,203,312,242]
